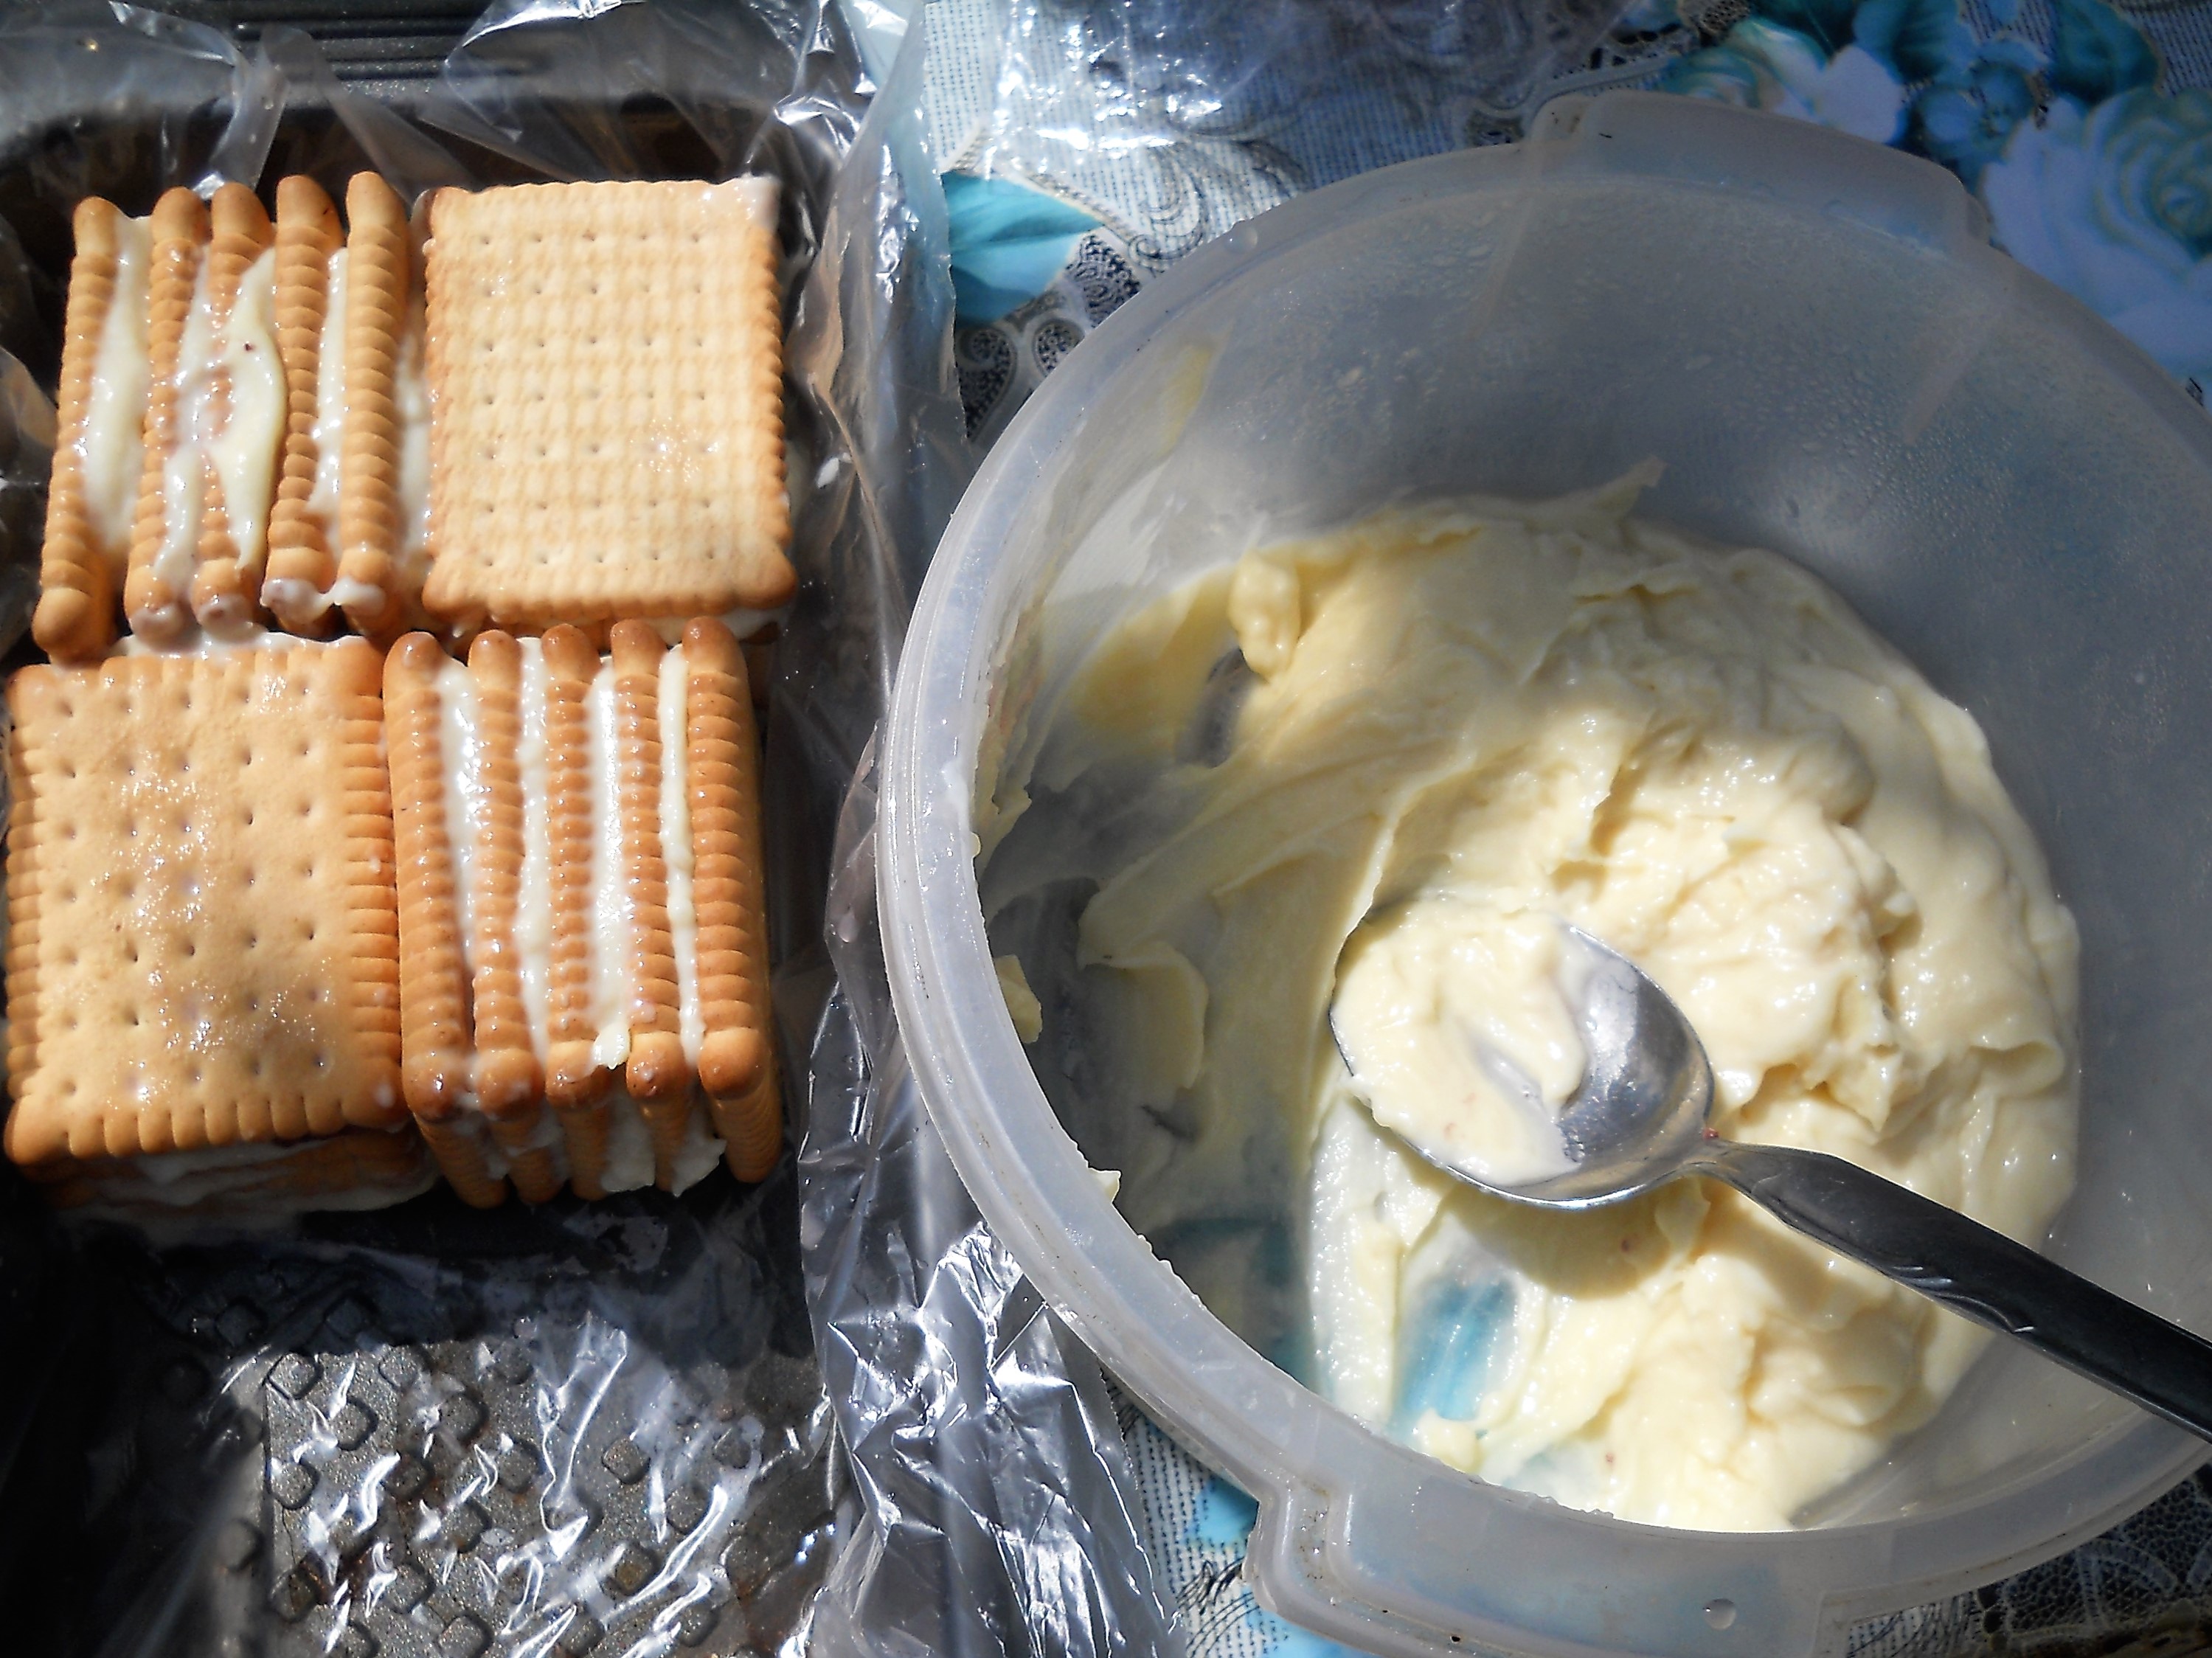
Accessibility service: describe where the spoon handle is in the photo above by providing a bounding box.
[1691,1140,2212,1443]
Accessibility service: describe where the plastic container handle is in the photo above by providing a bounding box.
[1694,1142,2212,1443]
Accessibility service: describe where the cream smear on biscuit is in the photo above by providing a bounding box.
[115,629,301,659]
[436,658,485,977]
[595,1096,725,1196]
[147,247,285,629]
[516,639,553,1064]
[304,246,348,546]
[586,664,633,1072]
[212,249,285,578]
[81,214,153,566]
[148,257,215,617]
[601,1100,656,1192]
[659,647,703,1065]
[263,243,434,625]
[393,287,433,584]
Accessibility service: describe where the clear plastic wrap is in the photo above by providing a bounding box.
[923,0,1633,443]
[0,4,1170,1654]
[0,345,50,653]
[773,14,1179,1654]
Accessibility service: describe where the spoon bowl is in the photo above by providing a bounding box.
[1331,921,2212,1442]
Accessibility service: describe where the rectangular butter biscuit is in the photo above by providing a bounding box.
[681,617,781,1179]
[4,639,406,1190]
[122,184,289,646]
[33,196,151,663]
[421,179,793,631]
[262,175,346,635]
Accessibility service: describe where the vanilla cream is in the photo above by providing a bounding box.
[304,246,349,544]
[586,665,632,1072]
[80,214,153,565]
[258,577,327,625]
[435,659,485,1010]
[601,1098,656,1192]
[141,246,286,634]
[659,647,703,1064]
[1022,470,2079,1532]
[516,642,553,1061]
[431,642,713,1099]
[994,954,1044,1044]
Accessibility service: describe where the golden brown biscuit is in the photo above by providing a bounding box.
[187,183,277,637]
[420,179,793,630]
[684,618,781,1180]
[384,635,482,1140]
[464,632,564,1203]
[465,631,541,1112]
[4,642,405,1173]
[33,197,145,663]
[541,625,614,1092]
[263,174,345,635]
[611,622,687,1100]
[415,1115,506,1210]
[538,625,613,1194]
[607,621,696,1183]
[336,172,418,642]
[123,187,210,644]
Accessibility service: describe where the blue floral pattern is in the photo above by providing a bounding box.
[1661,0,2212,389]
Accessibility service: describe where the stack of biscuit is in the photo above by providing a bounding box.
[384,620,778,1206]
[4,640,432,1210]
[35,176,420,659]
[7,170,796,1213]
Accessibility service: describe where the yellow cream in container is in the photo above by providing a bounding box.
[1004,468,2078,1531]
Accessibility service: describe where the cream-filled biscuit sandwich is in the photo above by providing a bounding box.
[35,184,294,656]
[260,173,434,642]
[122,184,288,645]
[33,172,791,659]
[32,197,153,662]
[385,617,780,1204]
[32,174,437,659]
[1,639,431,1211]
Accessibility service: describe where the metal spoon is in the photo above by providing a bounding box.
[1334,923,2212,1442]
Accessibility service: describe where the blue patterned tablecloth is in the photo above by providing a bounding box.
[935,0,2212,440]
[920,2,2212,1652]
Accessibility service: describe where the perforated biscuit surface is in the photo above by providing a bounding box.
[4,642,402,1165]
[423,180,792,628]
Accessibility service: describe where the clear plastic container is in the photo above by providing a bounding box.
[878,90,2212,1658]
